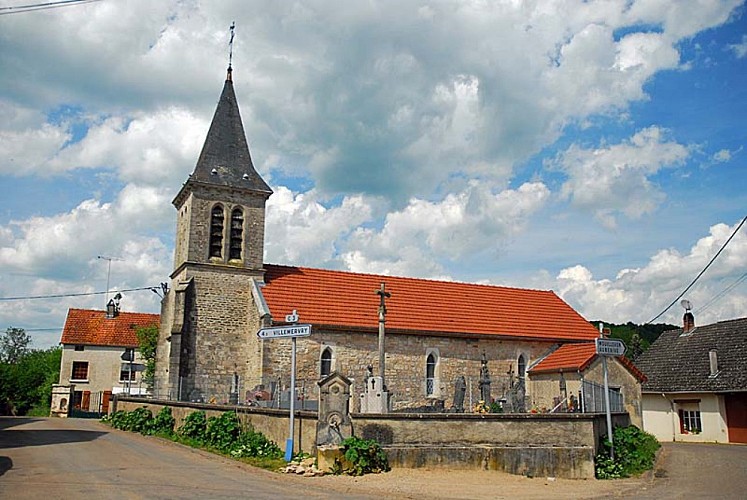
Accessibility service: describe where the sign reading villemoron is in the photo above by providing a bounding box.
[595,337,625,356]
[257,324,312,339]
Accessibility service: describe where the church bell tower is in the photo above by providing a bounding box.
[154,66,273,402]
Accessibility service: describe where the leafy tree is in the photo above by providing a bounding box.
[0,327,31,363]
[135,325,159,391]
[0,346,61,416]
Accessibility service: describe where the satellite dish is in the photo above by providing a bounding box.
[680,299,692,311]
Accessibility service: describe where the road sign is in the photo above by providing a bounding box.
[257,324,312,339]
[596,337,625,357]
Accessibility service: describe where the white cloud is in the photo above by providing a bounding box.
[555,126,690,227]
[551,219,747,326]
[264,186,375,267]
[728,34,747,58]
[342,181,550,277]
[713,149,732,162]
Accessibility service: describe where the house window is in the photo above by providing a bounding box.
[517,354,526,379]
[426,352,437,396]
[120,364,136,382]
[71,361,89,381]
[320,347,333,377]
[74,345,84,351]
[229,208,244,260]
[209,204,225,258]
[679,409,702,434]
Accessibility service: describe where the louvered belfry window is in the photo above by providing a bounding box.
[229,208,244,260]
[209,205,224,258]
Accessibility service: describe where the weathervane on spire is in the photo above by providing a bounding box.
[228,21,235,69]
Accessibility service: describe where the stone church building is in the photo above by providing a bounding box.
[153,67,627,412]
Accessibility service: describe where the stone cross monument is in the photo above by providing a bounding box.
[376,282,391,385]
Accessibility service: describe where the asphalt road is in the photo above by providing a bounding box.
[0,417,372,500]
[2,417,745,499]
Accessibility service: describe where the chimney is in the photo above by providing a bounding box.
[709,350,719,377]
[683,311,695,333]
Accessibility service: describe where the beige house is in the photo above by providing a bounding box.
[527,343,646,427]
[57,306,158,414]
[635,314,747,443]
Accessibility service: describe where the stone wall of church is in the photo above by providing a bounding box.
[154,266,265,403]
[259,329,558,411]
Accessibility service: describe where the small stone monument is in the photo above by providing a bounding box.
[359,374,391,413]
[452,375,466,412]
[316,372,354,473]
[317,372,353,446]
[50,384,73,418]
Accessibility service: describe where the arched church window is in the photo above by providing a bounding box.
[320,347,333,377]
[426,353,437,396]
[229,208,244,260]
[517,354,526,379]
[209,205,224,258]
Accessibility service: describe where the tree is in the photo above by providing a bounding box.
[136,325,159,391]
[0,327,31,363]
[0,346,61,416]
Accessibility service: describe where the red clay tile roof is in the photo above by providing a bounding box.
[529,343,598,373]
[529,342,646,382]
[60,308,160,347]
[261,265,600,342]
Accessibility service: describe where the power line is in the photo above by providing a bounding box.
[646,215,747,324]
[0,0,101,15]
[696,272,747,315]
[0,285,159,301]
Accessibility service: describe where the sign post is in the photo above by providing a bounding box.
[257,310,311,462]
[595,331,625,460]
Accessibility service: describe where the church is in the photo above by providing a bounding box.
[153,66,639,416]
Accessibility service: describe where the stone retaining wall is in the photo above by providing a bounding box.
[114,397,629,479]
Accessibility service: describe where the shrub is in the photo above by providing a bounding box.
[178,410,207,441]
[595,425,660,479]
[335,436,390,476]
[230,428,283,459]
[147,407,176,436]
[205,412,242,452]
[102,407,153,433]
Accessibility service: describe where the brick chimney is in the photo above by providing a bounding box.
[683,311,695,333]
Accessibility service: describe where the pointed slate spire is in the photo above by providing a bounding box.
[188,67,272,194]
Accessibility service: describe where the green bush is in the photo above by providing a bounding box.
[147,407,176,436]
[595,425,660,479]
[205,412,242,452]
[230,428,283,459]
[335,436,390,476]
[178,410,207,440]
[104,408,282,464]
[103,407,153,433]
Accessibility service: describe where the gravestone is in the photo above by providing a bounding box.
[316,371,353,446]
[359,375,391,413]
[478,353,491,403]
[452,375,466,412]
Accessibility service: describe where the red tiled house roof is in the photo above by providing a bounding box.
[261,265,600,342]
[528,342,646,382]
[60,308,160,348]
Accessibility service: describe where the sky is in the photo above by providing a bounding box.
[1,0,745,350]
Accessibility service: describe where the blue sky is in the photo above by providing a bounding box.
[1,1,745,349]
